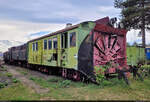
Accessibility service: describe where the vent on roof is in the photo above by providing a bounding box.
[66,23,72,28]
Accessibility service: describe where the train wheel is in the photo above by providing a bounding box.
[62,68,67,78]
[73,71,80,81]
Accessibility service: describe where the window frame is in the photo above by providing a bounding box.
[48,39,52,50]
[53,37,57,49]
[61,32,68,49]
[69,32,76,47]
[32,43,35,51]
[44,39,48,50]
[35,42,38,51]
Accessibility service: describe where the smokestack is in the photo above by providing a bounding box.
[66,23,72,28]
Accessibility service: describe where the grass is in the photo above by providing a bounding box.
[16,68,28,75]
[1,69,150,100]
[27,75,150,100]
[0,66,7,71]
[5,72,13,77]
[0,82,41,100]
[12,78,20,83]
[20,71,28,75]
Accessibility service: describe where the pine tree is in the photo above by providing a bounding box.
[114,0,150,48]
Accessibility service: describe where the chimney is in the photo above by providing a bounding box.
[66,23,72,28]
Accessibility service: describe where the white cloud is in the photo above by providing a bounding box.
[0,20,65,42]
[127,29,150,45]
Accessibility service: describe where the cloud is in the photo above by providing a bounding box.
[0,0,119,24]
[0,20,65,42]
[127,29,150,45]
[27,31,51,40]
[1,0,140,45]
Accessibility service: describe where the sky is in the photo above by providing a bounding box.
[0,0,149,44]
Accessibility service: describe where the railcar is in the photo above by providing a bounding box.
[3,17,128,82]
[4,44,28,66]
[3,51,10,64]
[127,46,145,66]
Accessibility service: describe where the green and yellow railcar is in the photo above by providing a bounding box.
[26,17,128,81]
[28,21,95,70]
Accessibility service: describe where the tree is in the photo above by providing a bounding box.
[114,0,150,48]
[133,42,138,47]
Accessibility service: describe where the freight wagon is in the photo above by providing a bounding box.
[3,17,128,82]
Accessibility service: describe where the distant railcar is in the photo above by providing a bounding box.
[3,51,10,63]
[5,44,28,66]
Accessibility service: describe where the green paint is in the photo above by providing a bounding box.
[78,21,96,48]
[28,21,96,70]
[127,46,145,66]
[28,40,42,65]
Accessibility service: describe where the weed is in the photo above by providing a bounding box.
[12,78,19,83]
[5,72,13,77]
[0,82,5,88]
[0,66,7,71]
[20,71,28,75]
[47,77,62,82]
[29,76,36,81]
[29,76,51,88]
[58,80,71,88]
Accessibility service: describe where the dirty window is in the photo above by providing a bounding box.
[36,42,38,51]
[70,32,76,47]
[32,43,35,51]
[44,40,47,50]
[53,37,57,49]
[61,32,68,49]
[48,39,52,50]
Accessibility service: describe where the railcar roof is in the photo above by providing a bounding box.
[28,24,79,43]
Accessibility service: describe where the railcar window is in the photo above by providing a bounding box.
[36,42,38,51]
[44,40,47,50]
[61,34,64,48]
[53,37,57,49]
[70,32,76,47]
[32,43,35,51]
[48,39,52,50]
[61,32,68,49]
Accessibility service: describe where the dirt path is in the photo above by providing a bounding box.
[5,65,50,94]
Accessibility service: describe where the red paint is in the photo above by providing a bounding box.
[93,20,127,74]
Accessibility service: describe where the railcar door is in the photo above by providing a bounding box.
[60,32,68,68]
